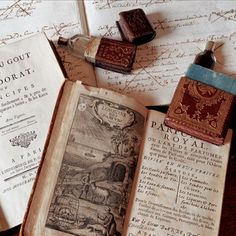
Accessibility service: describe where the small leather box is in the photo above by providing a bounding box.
[116,8,156,45]
[165,64,235,145]
[58,35,137,74]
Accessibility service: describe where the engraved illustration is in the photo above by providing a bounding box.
[46,94,145,235]
[9,130,37,148]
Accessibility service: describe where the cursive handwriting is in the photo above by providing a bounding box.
[0,21,80,45]
[55,46,96,86]
[0,0,42,22]
[86,1,236,105]
[92,0,172,10]
[209,9,236,23]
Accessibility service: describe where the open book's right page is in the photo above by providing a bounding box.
[84,1,236,106]
[124,110,232,236]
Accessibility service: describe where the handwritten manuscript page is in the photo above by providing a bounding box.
[124,110,232,236]
[84,0,236,105]
[0,34,65,231]
[2,1,236,105]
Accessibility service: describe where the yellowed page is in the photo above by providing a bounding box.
[0,33,65,231]
[84,0,236,105]
[0,0,96,86]
[124,110,232,236]
[21,81,148,236]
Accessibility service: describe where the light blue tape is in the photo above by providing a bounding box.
[186,64,236,95]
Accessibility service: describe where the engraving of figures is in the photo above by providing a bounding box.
[111,130,129,156]
[90,181,110,204]
[97,207,117,236]
[79,172,91,199]
[45,94,145,235]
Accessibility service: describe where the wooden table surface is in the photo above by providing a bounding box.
[1,108,236,236]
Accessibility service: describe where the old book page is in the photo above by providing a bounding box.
[84,0,236,105]
[0,0,96,86]
[0,33,65,231]
[124,110,232,236]
[21,81,148,236]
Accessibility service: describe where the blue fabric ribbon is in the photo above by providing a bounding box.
[186,64,236,95]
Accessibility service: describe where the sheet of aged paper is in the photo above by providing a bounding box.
[0,33,65,231]
[0,0,96,86]
[21,81,148,236]
[84,0,236,105]
[124,110,232,236]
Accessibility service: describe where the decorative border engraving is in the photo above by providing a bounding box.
[9,131,37,148]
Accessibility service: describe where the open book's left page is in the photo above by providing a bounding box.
[21,81,148,236]
[0,33,65,231]
[0,0,96,86]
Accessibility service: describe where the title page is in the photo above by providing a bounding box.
[0,33,65,231]
[125,110,232,236]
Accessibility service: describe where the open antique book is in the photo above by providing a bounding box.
[1,1,236,106]
[21,81,232,236]
[0,33,65,231]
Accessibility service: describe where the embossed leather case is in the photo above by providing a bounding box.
[95,37,136,73]
[165,77,235,145]
[116,8,156,45]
